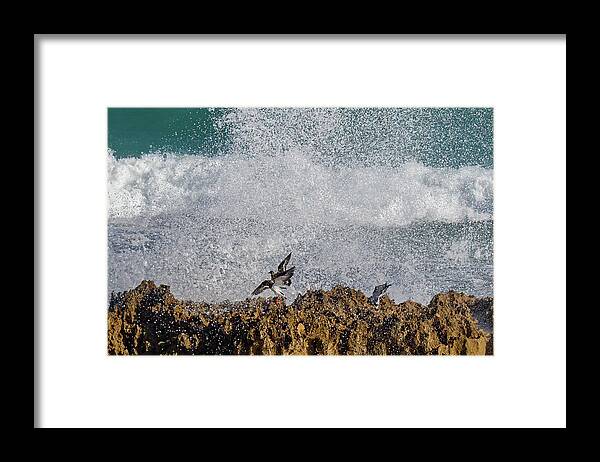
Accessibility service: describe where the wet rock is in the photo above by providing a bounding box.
[108,281,493,356]
[468,296,494,333]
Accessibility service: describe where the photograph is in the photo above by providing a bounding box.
[107,107,494,355]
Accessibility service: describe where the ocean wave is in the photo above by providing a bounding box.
[107,108,493,303]
[107,150,493,226]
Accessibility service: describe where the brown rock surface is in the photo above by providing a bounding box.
[108,281,493,355]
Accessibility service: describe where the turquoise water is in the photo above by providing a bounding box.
[108,108,229,157]
[107,108,493,303]
[108,108,492,168]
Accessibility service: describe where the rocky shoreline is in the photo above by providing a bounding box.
[108,281,493,355]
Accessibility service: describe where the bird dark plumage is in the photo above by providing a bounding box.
[252,252,295,297]
[252,279,274,296]
[270,252,294,285]
[368,283,391,306]
[277,252,292,273]
[272,266,295,286]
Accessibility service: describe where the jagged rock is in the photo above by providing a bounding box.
[108,281,493,356]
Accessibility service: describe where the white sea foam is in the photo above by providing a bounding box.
[108,150,492,226]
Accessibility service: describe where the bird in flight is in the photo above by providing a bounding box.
[269,252,292,285]
[252,252,295,297]
[368,283,391,306]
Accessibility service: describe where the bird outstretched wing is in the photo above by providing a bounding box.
[273,266,295,285]
[277,252,292,273]
[252,280,272,295]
